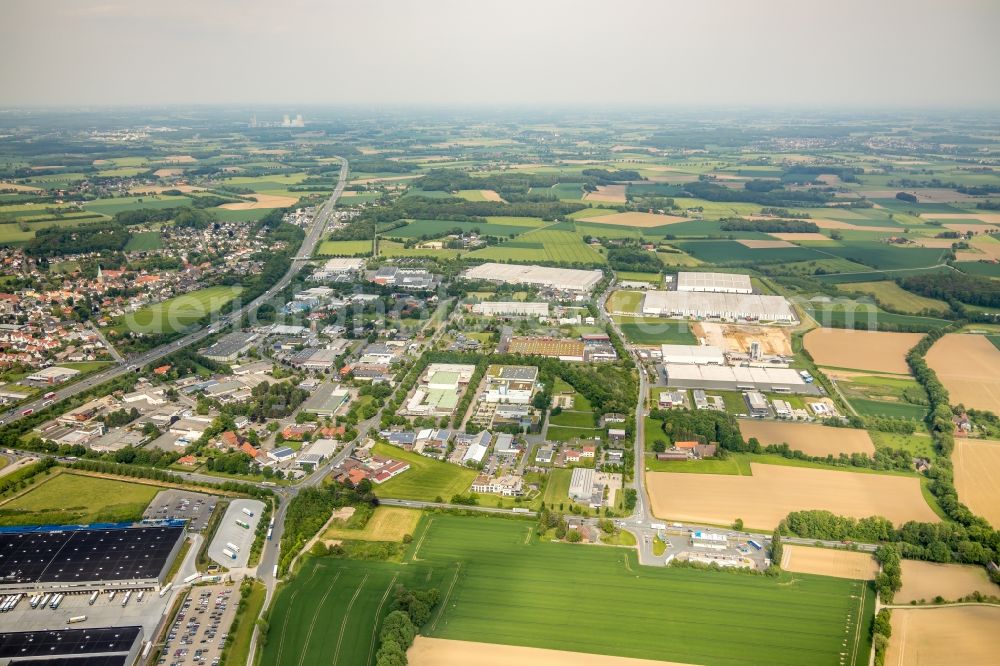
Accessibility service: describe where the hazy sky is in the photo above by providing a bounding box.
[2,0,999,108]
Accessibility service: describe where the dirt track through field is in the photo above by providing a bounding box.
[804,328,922,374]
[738,420,875,456]
[926,334,1000,414]
[897,560,1000,603]
[885,606,1000,666]
[408,637,696,666]
[781,545,878,579]
[953,438,1000,528]
[647,463,938,530]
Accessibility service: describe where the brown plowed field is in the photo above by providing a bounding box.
[408,638,695,666]
[926,334,1000,413]
[897,560,1000,603]
[885,606,1000,666]
[804,328,923,374]
[738,420,875,456]
[953,438,1000,528]
[647,463,938,530]
[781,545,878,580]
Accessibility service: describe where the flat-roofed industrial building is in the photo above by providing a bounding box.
[641,290,797,323]
[663,363,821,395]
[471,301,549,317]
[463,263,603,293]
[676,272,752,294]
[660,344,725,365]
[0,626,143,666]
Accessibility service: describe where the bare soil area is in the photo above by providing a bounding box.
[953,438,1000,528]
[804,329,923,374]
[738,420,875,456]
[885,606,1000,666]
[781,545,878,580]
[926,334,1000,413]
[897,559,1000,603]
[408,638,695,666]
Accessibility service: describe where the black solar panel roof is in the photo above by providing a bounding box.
[0,526,183,585]
[9,656,129,666]
[0,626,141,659]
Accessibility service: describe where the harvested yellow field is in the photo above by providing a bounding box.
[0,181,42,192]
[736,239,795,248]
[942,222,1000,234]
[219,194,298,210]
[153,168,184,178]
[130,184,205,195]
[926,334,1000,414]
[583,184,627,203]
[693,322,792,355]
[781,545,878,580]
[479,189,503,202]
[897,560,1000,603]
[804,328,923,374]
[911,237,962,249]
[953,438,1000,528]
[929,212,1000,224]
[955,235,1000,261]
[811,219,896,232]
[885,606,1000,666]
[162,154,197,163]
[738,420,875,456]
[647,463,938,530]
[321,506,421,542]
[586,211,688,227]
[769,232,831,242]
[408,638,694,666]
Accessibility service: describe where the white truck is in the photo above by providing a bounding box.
[241,507,255,518]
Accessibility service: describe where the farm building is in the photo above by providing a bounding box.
[663,364,821,395]
[676,272,752,294]
[472,301,549,317]
[463,263,603,293]
[660,344,725,365]
[641,290,797,323]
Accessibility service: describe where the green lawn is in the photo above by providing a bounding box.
[224,579,265,666]
[317,240,372,256]
[120,285,243,333]
[541,468,572,507]
[262,515,873,666]
[372,443,477,501]
[0,472,159,526]
[124,230,163,252]
[548,410,596,428]
[613,316,697,344]
[606,290,644,314]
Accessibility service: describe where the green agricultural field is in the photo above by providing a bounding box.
[613,316,697,344]
[803,301,950,332]
[468,228,605,265]
[124,231,163,252]
[545,425,602,443]
[606,290,644,314]
[262,515,873,666]
[83,195,192,216]
[120,285,243,334]
[675,240,826,264]
[0,472,159,526]
[848,398,928,420]
[820,242,947,271]
[954,260,1000,277]
[317,240,372,256]
[371,443,477,502]
[384,217,541,239]
[378,240,463,259]
[548,409,596,428]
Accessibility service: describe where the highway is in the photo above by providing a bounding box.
[0,158,349,428]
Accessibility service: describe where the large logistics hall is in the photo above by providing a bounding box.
[641,290,797,323]
[463,263,603,292]
[0,524,185,590]
[676,272,753,294]
[663,364,821,395]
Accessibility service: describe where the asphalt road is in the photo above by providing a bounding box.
[0,159,349,427]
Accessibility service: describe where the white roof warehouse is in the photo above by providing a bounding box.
[463,263,603,292]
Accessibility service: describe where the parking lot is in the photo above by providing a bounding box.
[160,583,240,666]
[207,499,264,568]
[144,489,218,533]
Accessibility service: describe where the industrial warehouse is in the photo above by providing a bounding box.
[471,301,549,317]
[0,625,143,666]
[676,271,753,294]
[462,263,604,293]
[662,363,821,395]
[641,290,797,323]
[0,523,185,591]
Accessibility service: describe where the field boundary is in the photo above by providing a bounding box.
[429,562,461,633]
[365,573,400,666]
